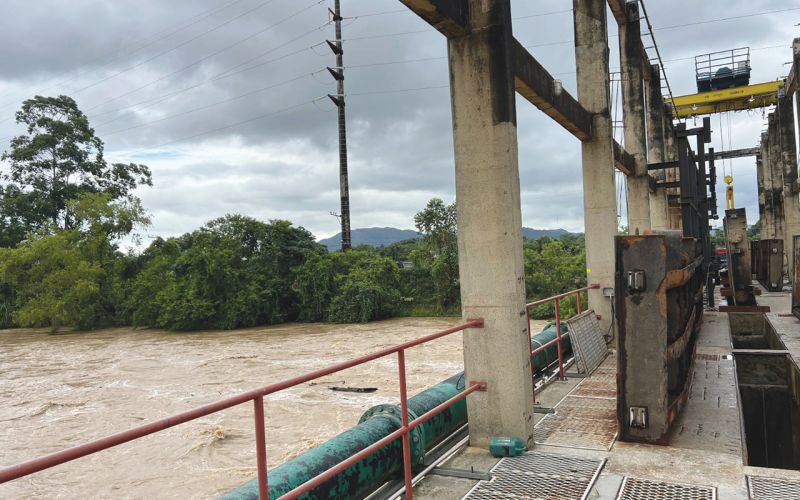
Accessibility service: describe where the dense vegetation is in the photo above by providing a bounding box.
[0,96,588,331]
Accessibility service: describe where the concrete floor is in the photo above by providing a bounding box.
[413,288,800,499]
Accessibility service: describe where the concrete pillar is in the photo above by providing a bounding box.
[758,134,767,235]
[619,0,651,234]
[663,110,682,230]
[767,113,786,244]
[448,0,534,449]
[573,0,616,334]
[778,93,800,279]
[645,64,668,230]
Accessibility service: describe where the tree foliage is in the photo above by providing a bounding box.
[1,95,151,245]
[410,198,459,311]
[127,216,318,331]
[0,193,149,330]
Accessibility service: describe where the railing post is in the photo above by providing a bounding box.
[253,396,268,499]
[397,350,413,500]
[576,291,582,314]
[555,298,564,381]
[527,305,537,405]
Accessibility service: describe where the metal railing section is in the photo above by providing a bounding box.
[525,284,600,403]
[0,319,486,500]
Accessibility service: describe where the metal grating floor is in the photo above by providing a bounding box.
[616,477,716,500]
[748,475,800,499]
[534,396,617,450]
[565,310,608,375]
[464,451,605,500]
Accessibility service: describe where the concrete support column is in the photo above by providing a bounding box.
[778,93,800,279]
[663,110,682,230]
[645,64,668,230]
[619,1,651,234]
[758,134,767,235]
[448,0,534,449]
[573,0,616,335]
[767,113,786,244]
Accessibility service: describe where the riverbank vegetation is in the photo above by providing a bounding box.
[0,96,586,331]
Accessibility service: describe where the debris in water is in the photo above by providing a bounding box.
[329,387,378,393]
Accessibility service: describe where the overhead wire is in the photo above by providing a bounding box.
[82,1,327,115]
[0,0,252,111]
[64,0,280,97]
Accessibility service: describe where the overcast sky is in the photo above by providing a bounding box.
[0,0,798,243]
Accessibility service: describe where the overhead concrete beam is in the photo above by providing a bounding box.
[606,0,626,24]
[614,140,635,176]
[513,39,592,141]
[398,0,469,38]
[712,147,761,160]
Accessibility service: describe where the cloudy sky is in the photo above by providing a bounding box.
[0,0,798,243]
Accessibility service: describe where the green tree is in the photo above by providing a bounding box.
[128,216,319,330]
[524,236,587,319]
[0,193,149,330]
[295,249,401,323]
[1,95,151,245]
[411,198,459,311]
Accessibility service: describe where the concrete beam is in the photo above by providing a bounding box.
[398,0,469,38]
[606,0,626,25]
[448,0,534,449]
[786,38,800,97]
[619,0,651,233]
[712,147,761,160]
[513,39,592,141]
[614,140,635,176]
[758,134,767,232]
[574,0,617,334]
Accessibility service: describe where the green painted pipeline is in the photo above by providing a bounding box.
[531,322,572,370]
[222,324,569,500]
[220,373,467,500]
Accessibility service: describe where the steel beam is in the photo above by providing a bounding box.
[668,81,781,118]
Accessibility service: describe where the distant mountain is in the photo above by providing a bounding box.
[318,226,574,251]
[318,227,421,251]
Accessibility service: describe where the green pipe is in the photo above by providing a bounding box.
[531,322,572,371]
[221,374,466,500]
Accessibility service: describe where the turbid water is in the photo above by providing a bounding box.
[0,318,548,499]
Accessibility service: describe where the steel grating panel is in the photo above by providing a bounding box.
[748,475,800,499]
[616,477,716,499]
[534,395,617,450]
[566,310,608,375]
[464,451,605,500]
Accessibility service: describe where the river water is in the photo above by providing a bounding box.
[0,318,548,499]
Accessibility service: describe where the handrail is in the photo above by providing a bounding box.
[525,284,600,403]
[0,318,485,500]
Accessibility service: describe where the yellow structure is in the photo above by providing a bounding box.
[667,80,782,118]
[725,175,735,209]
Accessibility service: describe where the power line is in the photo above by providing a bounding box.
[101,71,323,136]
[0,0,252,112]
[91,42,325,126]
[654,6,800,31]
[65,0,279,97]
[84,1,326,115]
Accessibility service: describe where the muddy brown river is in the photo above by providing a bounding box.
[0,318,548,499]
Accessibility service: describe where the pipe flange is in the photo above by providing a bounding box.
[360,404,426,467]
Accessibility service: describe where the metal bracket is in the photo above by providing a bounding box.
[533,406,555,414]
[470,381,488,391]
[467,318,485,328]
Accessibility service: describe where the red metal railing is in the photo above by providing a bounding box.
[526,284,600,402]
[0,319,485,500]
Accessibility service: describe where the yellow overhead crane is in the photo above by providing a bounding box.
[666,47,782,118]
[667,80,782,118]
